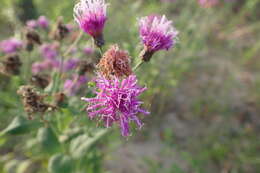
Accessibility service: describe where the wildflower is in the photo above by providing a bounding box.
[52,17,70,41]
[26,20,38,29]
[64,58,80,72]
[139,15,178,61]
[25,29,42,51]
[54,92,68,107]
[77,60,95,75]
[0,38,23,54]
[74,0,108,47]
[81,75,149,136]
[40,43,59,60]
[37,16,49,29]
[64,75,87,96]
[83,47,94,55]
[31,74,50,89]
[198,0,219,8]
[97,45,132,79]
[17,85,56,120]
[1,54,22,75]
[31,60,54,74]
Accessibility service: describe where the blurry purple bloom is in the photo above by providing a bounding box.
[26,20,38,29]
[160,0,176,2]
[32,60,53,74]
[37,16,49,29]
[139,15,178,53]
[83,47,94,55]
[81,75,149,136]
[40,43,58,60]
[64,58,80,71]
[64,75,87,96]
[74,0,108,38]
[0,38,23,54]
[198,0,219,7]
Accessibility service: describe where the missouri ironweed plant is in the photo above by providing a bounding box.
[0,0,179,171]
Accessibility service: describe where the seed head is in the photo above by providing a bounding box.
[97,45,132,79]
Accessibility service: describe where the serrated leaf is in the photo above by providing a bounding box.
[70,129,109,159]
[48,154,74,173]
[37,127,60,154]
[1,116,40,136]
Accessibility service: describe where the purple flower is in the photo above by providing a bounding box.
[83,47,94,55]
[160,0,176,2]
[0,38,23,54]
[64,58,80,71]
[139,15,178,53]
[37,16,49,29]
[198,0,219,7]
[40,43,58,60]
[32,60,53,74]
[81,75,149,136]
[64,75,87,96]
[26,20,38,29]
[74,0,108,39]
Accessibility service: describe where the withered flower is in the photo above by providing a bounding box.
[97,44,132,79]
[51,17,70,41]
[54,92,68,107]
[30,74,50,89]
[1,54,22,75]
[17,85,56,120]
[25,29,42,51]
[77,60,95,75]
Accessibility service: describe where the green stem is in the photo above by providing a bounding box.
[133,60,144,71]
[63,30,83,57]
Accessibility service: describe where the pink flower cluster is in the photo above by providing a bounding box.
[26,16,49,29]
[0,38,23,54]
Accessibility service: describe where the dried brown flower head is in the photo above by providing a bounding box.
[26,29,42,45]
[54,92,68,107]
[97,45,132,79]
[1,54,22,75]
[51,17,70,41]
[77,60,95,75]
[30,74,50,89]
[17,85,56,120]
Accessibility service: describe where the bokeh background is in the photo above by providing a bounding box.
[0,0,260,172]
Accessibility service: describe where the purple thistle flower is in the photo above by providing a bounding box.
[81,75,150,136]
[37,16,49,29]
[74,0,108,47]
[64,75,87,96]
[198,0,219,7]
[32,60,53,74]
[0,38,23,54]
[63,58,80,72]
[83,47,94,55]
[40,43,59,60]
[139,15,178,52]
[26,20,38,29]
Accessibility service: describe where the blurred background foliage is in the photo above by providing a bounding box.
[1,0,260,173]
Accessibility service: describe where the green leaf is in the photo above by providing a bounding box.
[0,116,40,136]
[4,159,20,173]
[48,154,74,173]
[16,160,33,173]
[70,129,109,159]
[37,127,60,154]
